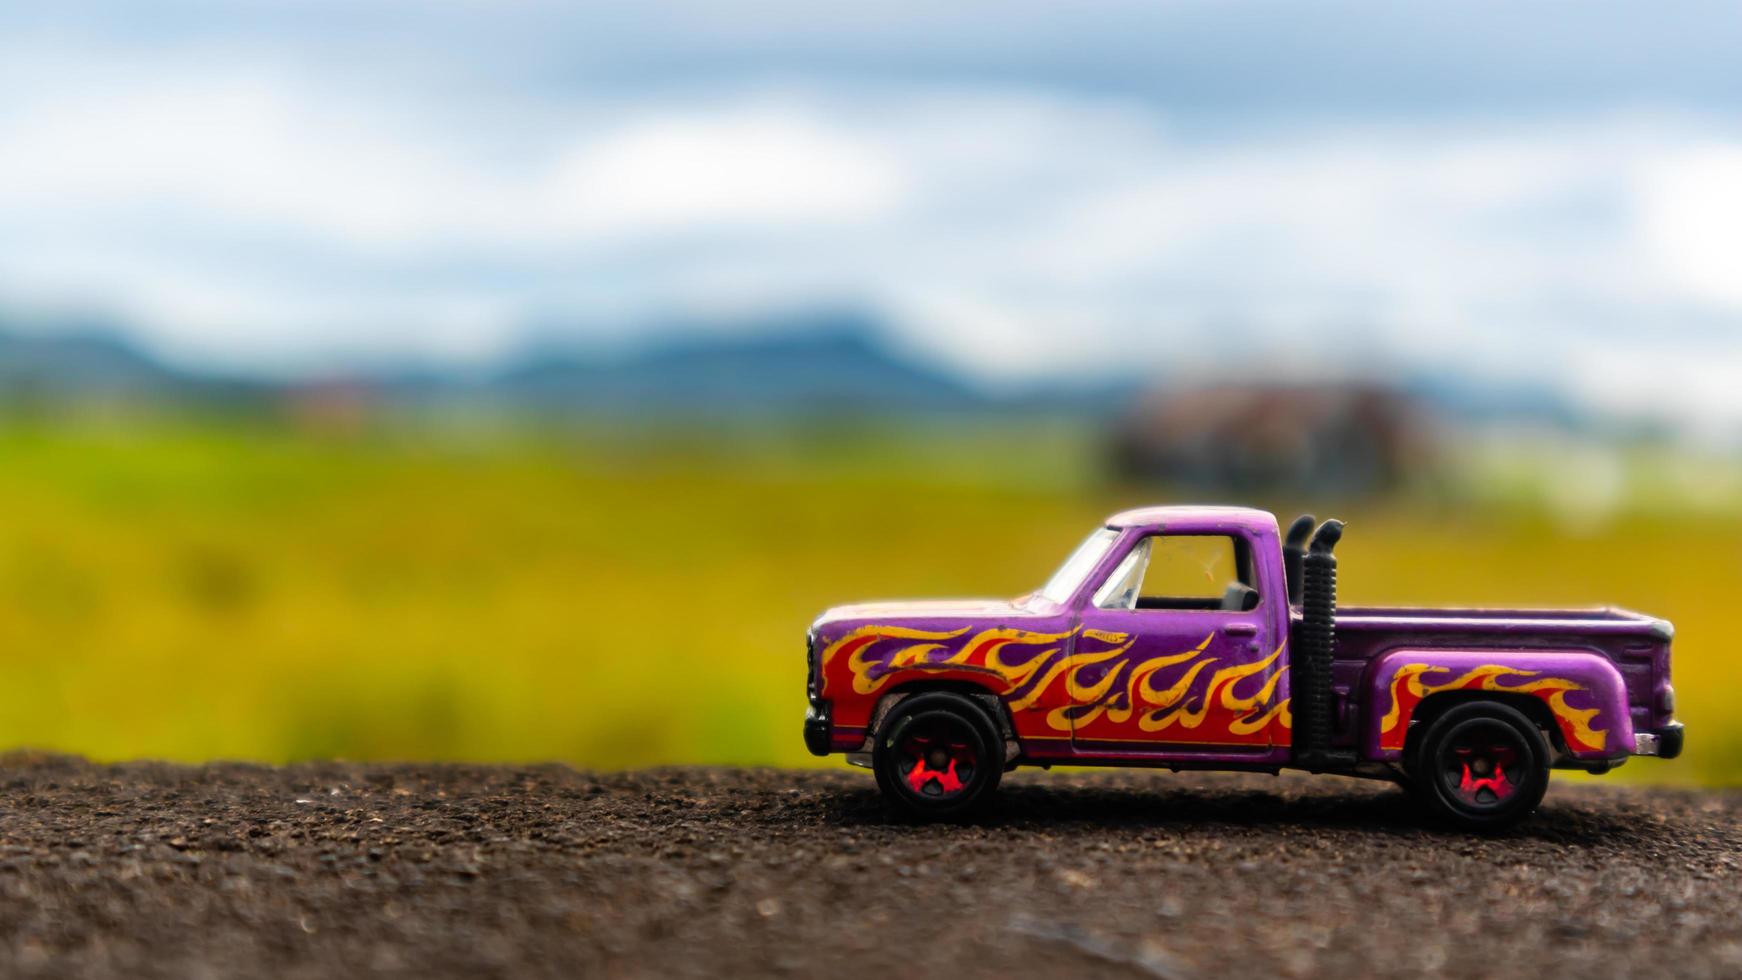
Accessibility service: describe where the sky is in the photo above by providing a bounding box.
[3,1,1742,435]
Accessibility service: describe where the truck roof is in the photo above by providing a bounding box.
[1106,504,1279,535]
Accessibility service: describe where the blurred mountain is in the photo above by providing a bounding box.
[0,311,1124,420]
[0,312,1614,434]
[373,311,1136,419]
[487,315,986,416]
[0,327,178,395]
[0,325,270,412]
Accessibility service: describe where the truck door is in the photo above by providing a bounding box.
[1068,530,1289,756]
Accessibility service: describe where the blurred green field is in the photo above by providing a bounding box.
[0,419,1736,784]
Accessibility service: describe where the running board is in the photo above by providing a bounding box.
[1291,748,1360,773]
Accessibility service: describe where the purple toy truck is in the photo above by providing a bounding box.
[803,506,1683,829]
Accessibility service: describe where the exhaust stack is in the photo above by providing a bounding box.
[1293,519,1344,769]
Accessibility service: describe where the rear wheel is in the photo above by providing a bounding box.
[1411,701,1549,831]
[872,693,1003,819]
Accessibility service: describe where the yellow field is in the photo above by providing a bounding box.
[0,419,1735,784]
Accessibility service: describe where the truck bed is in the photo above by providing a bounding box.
[1320,605,1673,753]
[1328,604,1668,670]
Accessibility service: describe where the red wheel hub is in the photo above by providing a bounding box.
[1450,741,1518,806]
[898,724,977,798]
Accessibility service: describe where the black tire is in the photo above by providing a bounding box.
[872,692,1004,820]
[1410,701,1550,831]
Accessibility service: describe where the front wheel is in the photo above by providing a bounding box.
[872,692,1003,820]
[1411,701,1550,831]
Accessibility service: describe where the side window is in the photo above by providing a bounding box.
[1093,534,1259,612]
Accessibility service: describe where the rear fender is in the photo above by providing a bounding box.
[1365,649,1632,762]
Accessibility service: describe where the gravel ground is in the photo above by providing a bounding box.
[0,753,1737,979]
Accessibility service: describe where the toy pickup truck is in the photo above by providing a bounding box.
[802,506,1683,829]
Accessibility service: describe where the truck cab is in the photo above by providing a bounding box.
[803,505,1683,830]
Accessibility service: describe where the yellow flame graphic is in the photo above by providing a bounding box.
[821,624,971,669]
[1137,644,1287,733]
[827,624,1129,700]
[1379,662,1607,752]
[1010,643,1132,713]
[824,622,1292,743]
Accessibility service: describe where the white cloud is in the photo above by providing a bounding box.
[0,77,480,247]
[0,73,905,250]
[545,106,907,236]
[2,49,1742,432]
[1641,146,1742,309]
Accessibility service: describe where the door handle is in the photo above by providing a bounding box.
[1223,623,1258,637]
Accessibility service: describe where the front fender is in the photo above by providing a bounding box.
[814,622,1066,733]
[1364,649,1633,762]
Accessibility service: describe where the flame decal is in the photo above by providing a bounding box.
[1134,644,1288,734]
[820,625,1131,700]
[820,624,1292,747]
[820,625,971,696]
[1378,663,1608,753]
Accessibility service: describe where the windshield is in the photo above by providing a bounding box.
[1037,527,1120,604]
[1093,536,1151,610]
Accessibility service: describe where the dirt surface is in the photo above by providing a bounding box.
[0,754,1737,979]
